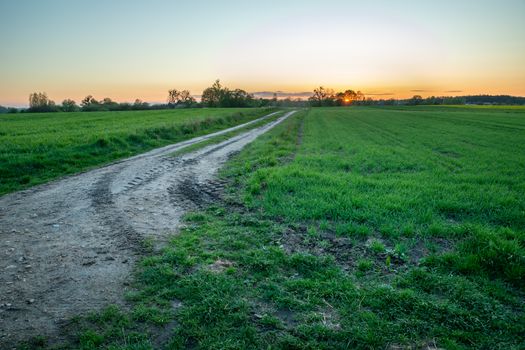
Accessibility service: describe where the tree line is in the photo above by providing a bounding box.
[307,87,366,106]
[352,94,525,106]
[305,87,525,107]
[2,82,524,113]
[6,80,297,113]
[22,92,154,113]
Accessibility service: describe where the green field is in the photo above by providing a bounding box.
[21,106,525,349]
[0,108,272,195]
[13,107,525,349]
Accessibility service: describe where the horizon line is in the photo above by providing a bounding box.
[3,92,525,109]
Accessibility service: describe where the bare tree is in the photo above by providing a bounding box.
[309,87,335,106]
[167,89,195,107]
[28,92,57,112]
[29,92,49,108]
[81,95,98,107]
[179,90,195,105]
[167,89,181,105]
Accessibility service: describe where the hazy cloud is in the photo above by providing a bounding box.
[411,89,464,94]
[251,91,313,98]
[365,92,395,96]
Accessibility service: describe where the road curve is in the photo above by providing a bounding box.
[0,110,296,347]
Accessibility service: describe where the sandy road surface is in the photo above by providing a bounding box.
[0,110,295,347]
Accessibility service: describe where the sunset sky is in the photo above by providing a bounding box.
[1,0,524,106]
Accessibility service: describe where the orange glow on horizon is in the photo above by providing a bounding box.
[2,84,525,107]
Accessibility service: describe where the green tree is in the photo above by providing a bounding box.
[222,88,253,107]
[201,80,225,107]
[201,80,256,107]
[61,99,79,112]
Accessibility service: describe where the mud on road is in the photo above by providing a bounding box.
[0,110,296,347]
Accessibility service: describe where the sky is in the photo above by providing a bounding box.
[1,0,524,106]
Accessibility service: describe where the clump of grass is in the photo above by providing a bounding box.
[357,259,373,272]
[425,225,525,287]
[369,239,386,253]
[393,242,408,261]
[335,222,371,238]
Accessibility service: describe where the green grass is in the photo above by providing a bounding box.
[21,106,525,349]
[377,105,525,113]
[0,108,273,195]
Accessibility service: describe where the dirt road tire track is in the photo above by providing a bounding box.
[0,110,296,347]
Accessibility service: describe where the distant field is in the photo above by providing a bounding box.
[0,108,272,195]
[380,104,525,113]
[251,106,525,235]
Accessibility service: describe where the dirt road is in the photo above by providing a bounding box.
[0,110,296,347]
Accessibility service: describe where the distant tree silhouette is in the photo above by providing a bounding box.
[334,90,366,105]
[201,80,224,107]
[309,87,336,106]
[28,92,58,112]
[133,99,150,110]
[408,95,423,105]
[81,95,97,106]
[167,90,178,105]
[101,97,120,110]
[81,95,105,111]
[221,88,253,107]
[201,80,254,107]
[167,89,196,107]
[61,99,79,112]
